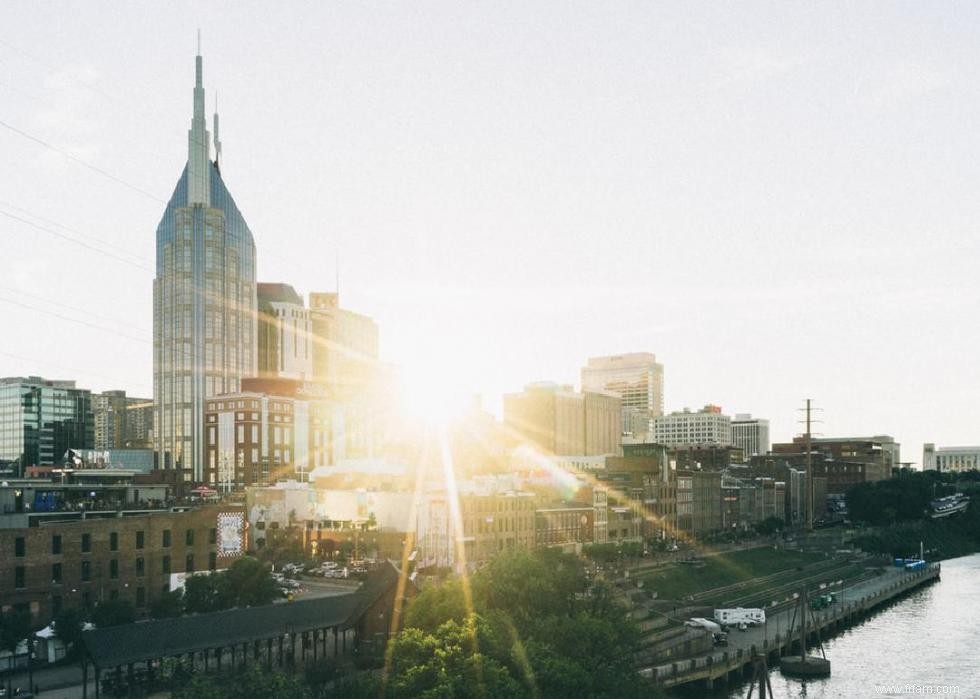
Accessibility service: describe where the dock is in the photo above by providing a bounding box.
[639,562,940,690]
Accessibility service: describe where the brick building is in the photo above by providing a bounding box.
[0,504,245,626]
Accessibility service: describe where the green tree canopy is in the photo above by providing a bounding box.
[92,598,137,628]
[183,557,280,614]
[0,609,32,655]
[150,589,185,619]
[387,548,648,698]
[53,607,86,655]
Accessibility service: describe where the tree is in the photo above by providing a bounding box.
[183,573,227,614]
[387,548,649,698]
[755,516,784,536]
[92,598,136,627]
[174,664,308,699]
[223,557,280,608]
[183,558,280,614]
[150,589,185,619]
[53,607,86,656]
[384,616,523,699]
[0,609,32,655]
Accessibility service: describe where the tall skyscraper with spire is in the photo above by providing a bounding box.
[153,45,257,481]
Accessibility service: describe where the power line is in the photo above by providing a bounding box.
[0,207,153,271]
[0,198,146,261]
[0,294,150,344]
[0,118,165,204]
[0,284,151,336]
[0,349,152,394]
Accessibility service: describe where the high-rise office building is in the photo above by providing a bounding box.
[94,390,153,450]
[581,353,664,439]
[93,390,127,451]
[153,49,257,481]
[257,283,313,381]
[731,413,770,458]
[0,377,93,474]
[503,382,620,456]
[309,292,379,400]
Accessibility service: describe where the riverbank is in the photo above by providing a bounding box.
[849,501,980,561]
[725,552,980,697]
[642,562,940,692]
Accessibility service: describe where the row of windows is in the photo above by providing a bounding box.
[17,528,216,557]
[47,584,150,614]
[14,552,217,589]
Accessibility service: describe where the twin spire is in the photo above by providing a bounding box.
[187,32,222,206]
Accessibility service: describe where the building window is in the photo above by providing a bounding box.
[136,531,145,549]
[136,557,145,577]
[208,552,217,571]
[162,529,172,548]
[162,555,171,575]
[136,587,146,607]
[186,529,195,546]
[52,534,62,555]
[186,554,195,573]
[110,559,119,579]
[14,567,25,589]
[52,563,62,584]
[81,561,91,582]
[81,533,91,553]
[110,532,118,551]
[15,537,25,557]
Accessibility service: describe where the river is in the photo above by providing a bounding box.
[724,553,980,698]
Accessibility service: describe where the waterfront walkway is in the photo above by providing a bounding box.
[640,562,940,689]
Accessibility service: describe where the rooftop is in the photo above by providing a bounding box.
[82,562,403,669]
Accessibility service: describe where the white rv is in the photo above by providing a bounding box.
[714,608,766,627]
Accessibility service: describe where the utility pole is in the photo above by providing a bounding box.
[805,399,813,532]
[798,399,821,532]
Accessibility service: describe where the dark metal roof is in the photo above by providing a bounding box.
[82,563,403,669]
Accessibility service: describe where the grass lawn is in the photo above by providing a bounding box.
[639,546,824,600]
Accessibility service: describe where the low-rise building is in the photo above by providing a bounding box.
[0,503,245,626]
[417,488,536,571]
[923,444,980,473]
[534,502,594,547]
[675,470,722,537]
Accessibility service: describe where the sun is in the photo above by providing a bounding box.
[398,357,473,427]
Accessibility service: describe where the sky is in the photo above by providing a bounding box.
[2,2,979,465]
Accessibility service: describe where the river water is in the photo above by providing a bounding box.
[725,553,980,698]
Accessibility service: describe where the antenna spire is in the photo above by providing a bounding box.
[213,92,222,170]
[187,38,211,205]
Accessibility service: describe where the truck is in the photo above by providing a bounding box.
[810,592,837,610]
[713,608,766,627]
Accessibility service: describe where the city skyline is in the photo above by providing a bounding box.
[3,4,980,463]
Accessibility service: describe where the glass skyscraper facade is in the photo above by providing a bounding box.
[153,51,256,481]
[0,377,93,474]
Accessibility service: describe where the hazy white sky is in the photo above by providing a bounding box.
[2,2,979,464]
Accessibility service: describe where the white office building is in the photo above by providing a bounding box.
[923,444,980,472]
[731,414,770,458]
[653,405,732,447]
[581,353,664,439]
